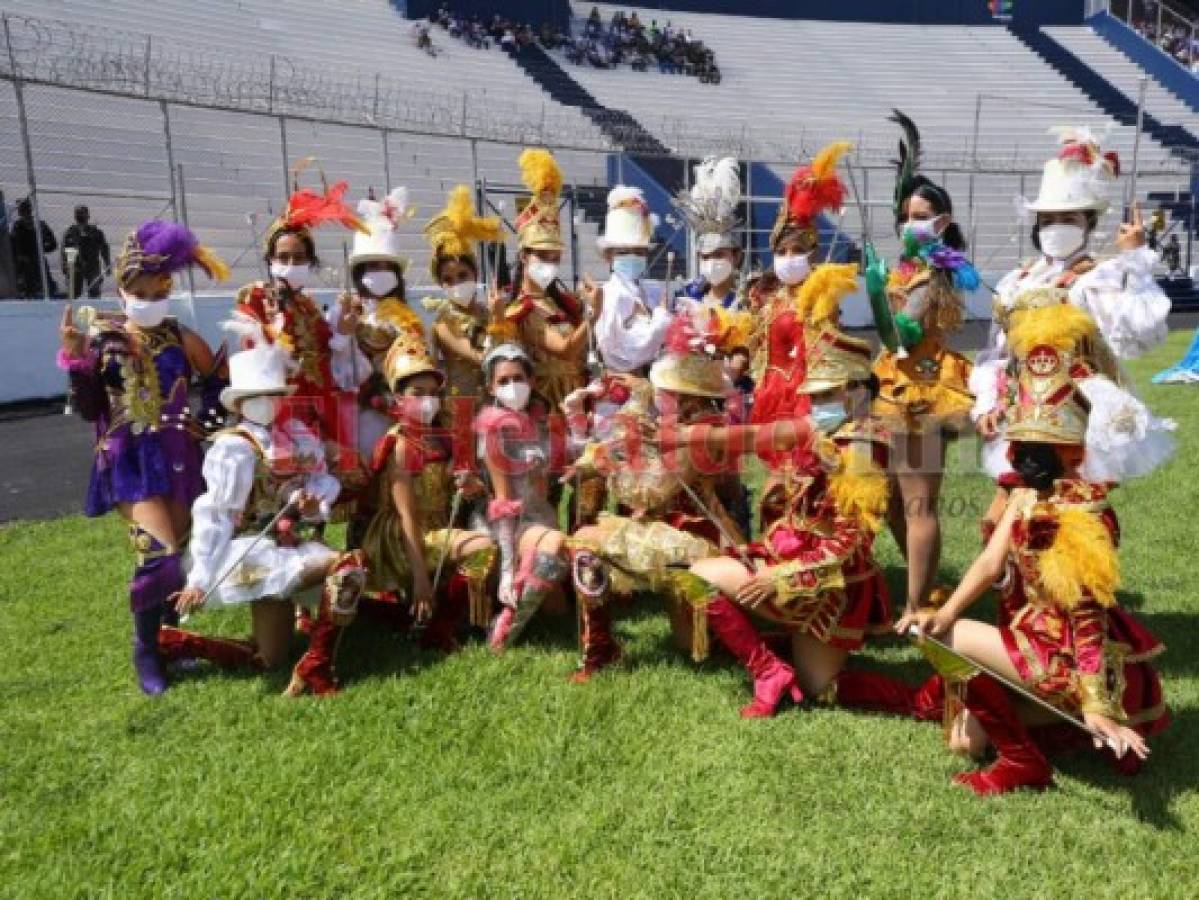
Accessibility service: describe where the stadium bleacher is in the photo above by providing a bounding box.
[0,0,1193,291]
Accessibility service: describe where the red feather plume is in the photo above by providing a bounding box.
[283,181,368,233]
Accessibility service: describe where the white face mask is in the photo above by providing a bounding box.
[403,395,440,424]
[527,260,559,290]
[699,258,734,285]
[773,253,811,286]
[270,261,315,290]
[240,395,280,426]
[123,295,170,328]
[446,282,477,307]
[902,218,943,244]
[360,270,398,298]
[495,381,531,411]
[1038,223,1087,260]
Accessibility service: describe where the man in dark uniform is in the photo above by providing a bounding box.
[61,205,111,299]
[9,197,60,299]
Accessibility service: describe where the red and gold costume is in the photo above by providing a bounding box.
[359,332,496,645]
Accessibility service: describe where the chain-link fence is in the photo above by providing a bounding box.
[1,10,1195,301]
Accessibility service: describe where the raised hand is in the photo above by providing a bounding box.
[1116,201,1147,253]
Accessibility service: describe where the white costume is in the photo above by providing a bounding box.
[970,128,1175,483]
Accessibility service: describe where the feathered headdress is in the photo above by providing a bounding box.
[1021,126,1118,216]
[796,262,858,326]
[116,220,229,288]
[516,148,565,251]
[1051,126,1120,179]
[649,308,728,399]
[771,141,851,251]
[425,184,503,278]
[358,187,414,229]
[674,156,741,253]
[889,110,925,223]
[267,158,368,249]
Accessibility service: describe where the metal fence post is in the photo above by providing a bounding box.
[470,138,479,197]
[9,73,49,300]
[176,163,198,311]
[143,35,152,97]
[1018,172,1027,261]
[160,101,179,221]
[278,115,290,198]
[381,129,391,189]
[268,55,276,114]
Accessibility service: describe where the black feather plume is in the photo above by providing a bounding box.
[888,109,923,222]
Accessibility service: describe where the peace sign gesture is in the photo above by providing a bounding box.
[58,304,85,358]
[1116,201,1147,252]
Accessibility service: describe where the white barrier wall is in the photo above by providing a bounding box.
[0,282,997,404]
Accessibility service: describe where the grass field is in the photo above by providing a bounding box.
[2,331,1198,898]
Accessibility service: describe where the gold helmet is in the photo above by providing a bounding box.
[649,311,728,399]
[515,148,565,252]
[384,329,444,392]
[799,326,874,394]
[770,141,851,251]
[1006,303,1096,445]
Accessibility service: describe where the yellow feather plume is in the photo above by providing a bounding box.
[518,148,563,199]
[193,245,230,283]
[809,141,854,182]
[712,306,755,353]
[1009,304,1097,357]
[1039,506,1119,609]
[796,263,858,325]
[829,453,889,533]
[441,185,503,244]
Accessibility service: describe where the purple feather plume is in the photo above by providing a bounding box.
[133,220,199,275]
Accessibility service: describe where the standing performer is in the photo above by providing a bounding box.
[167,342,368,696]
[675,156,745,312]
[477,343,571,652]
[360,330,497,650]
[866,112,974,613]
[490,149,593,413]
[229,167,367,451]
[972,128,1172,478]
[56,221,228,695]
[423,184,505,401]
[332,187,426,468]
[748,141,852,397]
[899,317,1168,795]
[563,184,672,524]
[689,279,892,718]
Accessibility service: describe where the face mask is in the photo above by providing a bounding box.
[241,395,280,426]
[446,282,476,307]
[360,270,398,298]
[270,261,315,290]
[403,396,440,424]
[612,254,647,282]
[902,218,942,244]
[496,381,531,411]
[527,260,559,290]
[699,258,733,285]
[123,295,170,328]
[1038,223,1087,260]
[773,253,811,286]
[811,400,847,434]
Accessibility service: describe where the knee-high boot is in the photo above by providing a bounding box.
[569,550,621,683]
[159,627,262,670]
[128,526,184,696]
[420,572,468,653]
[953,673,1053,796]
[834,670,945,721]
[706,595,801,718]
[285,551,367,697]
[489,550,567,652]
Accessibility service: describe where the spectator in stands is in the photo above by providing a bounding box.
[61,205,111,300]
[500,27,516,54]
[587,6,602,38]
[1163,233,1183,276]
[10,197,60,299]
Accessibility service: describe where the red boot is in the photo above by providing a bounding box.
[706,596,801,718]
[285,606,342,697]
[356,592,414,634]
[571,603,622,684]
[420,573,468,653]
[953,674,1053,796]
[159,627,262,670]
[835,670,944,722]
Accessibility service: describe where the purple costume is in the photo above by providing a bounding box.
[62,318,211,517]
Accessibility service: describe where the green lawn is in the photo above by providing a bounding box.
[2,331,1198,898]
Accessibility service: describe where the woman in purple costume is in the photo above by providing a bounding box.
[57,221,230,695]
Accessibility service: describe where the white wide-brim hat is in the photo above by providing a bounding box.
[596,187,657,251]
[1023,158,1110,214]
[220,345,298,409]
